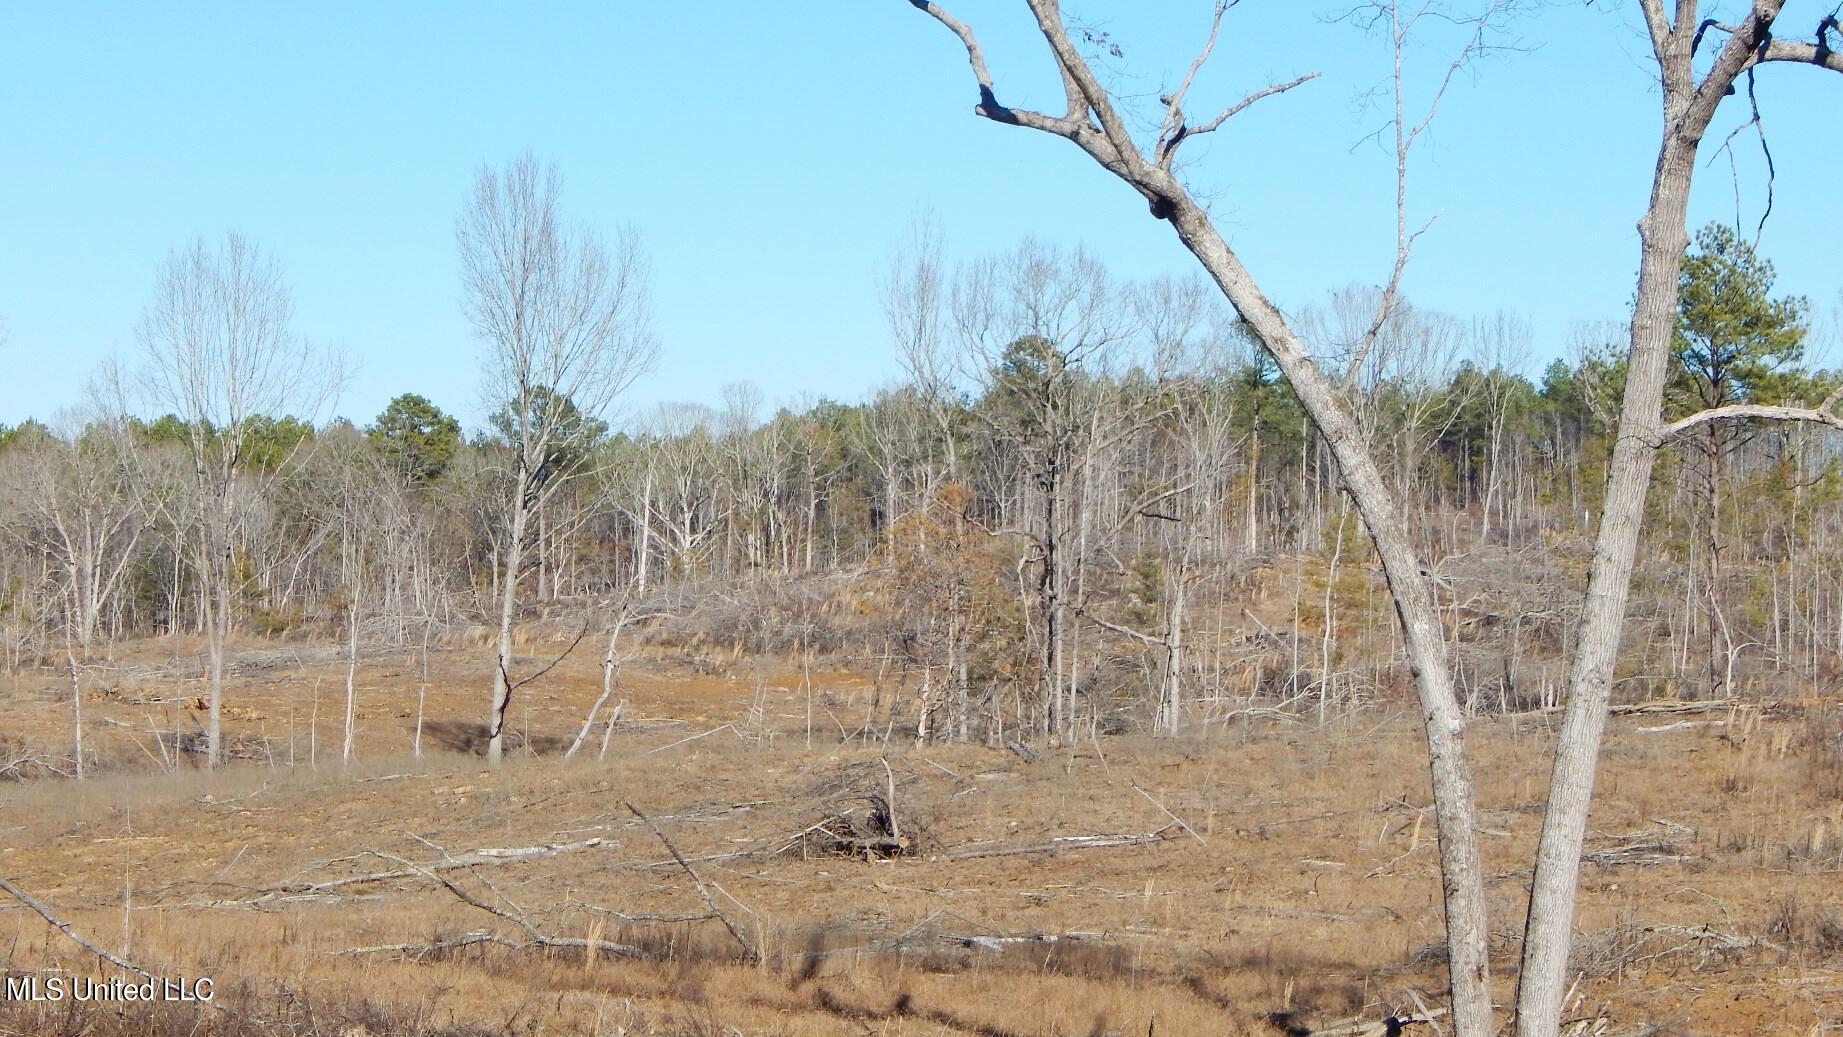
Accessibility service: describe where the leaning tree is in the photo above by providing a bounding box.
[892,3,1841,1035]
[1516,6,1839,1034]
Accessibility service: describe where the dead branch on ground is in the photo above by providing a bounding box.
[270,836,616,896]
[345,847,646,960]
[936,824,1182,861]
[626,801,758,961]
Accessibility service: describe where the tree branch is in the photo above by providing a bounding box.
[1023,0,1141,162]
[1156,2,1232,154]
[0,875,156,980]
[1074,605,1169,648]
[1639,0,1673,63]
[907,0,1084,135]
[1164,72,1323,168]
[1686,4,1783,127]
[1658,384,1843,443]
[625,802,757,961]
[1756,25,1843,73]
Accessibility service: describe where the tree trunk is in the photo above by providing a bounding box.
[1514,138,1697,1037]
[1164,199,1494,1037]
[638,463,655,593]
[68,655,83,781]
[1161,564,1187,735]
[342,592,360,766]
[485,473,531,767]
[1247,419,1261,554]
[204,544,228,769]
[568,609,632,759]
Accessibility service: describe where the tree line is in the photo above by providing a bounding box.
[0,215,1831,753]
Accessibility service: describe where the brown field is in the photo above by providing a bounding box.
[1,635,1841,1037]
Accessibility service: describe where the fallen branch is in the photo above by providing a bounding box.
[1613,699,1747,716]
[0,875,155,979]
[1571,920,1776,978]
[276,837,615,894]
[626,802,757,961]
[356,848,644,959]
[936,825,1180,862]
[1308,1005,1449,1037]
[1582,839,1694,868]
[1632,720,1725,734]
[645,724,741,754]
[340,931,498,959]
[1498,698,1753,720]
[1130,782,1205,844]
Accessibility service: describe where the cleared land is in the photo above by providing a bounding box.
[1,635,1840,1036]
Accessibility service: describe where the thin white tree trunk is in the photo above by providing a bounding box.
[342,592,360,767]
[636,464,655,594]
[68,655,83,781]
[485,474,530,766]
[204,562,227,769]
[567,608,634,759]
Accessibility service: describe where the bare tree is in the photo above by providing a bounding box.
[896,3,1497,1030]
[1517,8,1841,1034]
[885,210,961,484]
[1096,274,1234,735]
[0,411,145,655]
[136,232,332,768]
[896,7,1838,1032]
[953,240,1130,742]
[1341,0,1515,384]
[1469,313,1533,545]
[460,154,656,767]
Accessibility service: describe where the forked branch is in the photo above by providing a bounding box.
[1757,7,1843,72]
[1698,10,1843,75]
[906,1,1086,136]
[1161,73,1323,169]
[913,0,1318,208]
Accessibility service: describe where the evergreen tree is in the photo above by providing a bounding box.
[369,393,462,483]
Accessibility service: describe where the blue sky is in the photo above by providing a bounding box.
[1,2,1837,431]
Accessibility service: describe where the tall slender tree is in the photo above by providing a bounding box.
[1517,10,1839,1035]
[135,233,332,767]
[459,154,656,767]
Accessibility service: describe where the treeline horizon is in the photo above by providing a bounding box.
[1,218,1838,746]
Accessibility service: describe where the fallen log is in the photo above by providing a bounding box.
[627,802,757,962]
[936,825,1180,862]
[1006,740,1044,765]
[1631,720,1725,734]
[1611,698,1745,716]
[1308,1005,1448,1036]
[1582,839,1694,868]
[276,837,614,894]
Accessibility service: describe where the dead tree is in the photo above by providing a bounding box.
[136,233,332,767]
[894,6,1493,1032]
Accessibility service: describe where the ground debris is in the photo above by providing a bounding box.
[1582,831,1695,868]
[1570,920,1776,977]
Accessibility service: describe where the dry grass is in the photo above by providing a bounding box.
[1,636,1841,1035]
